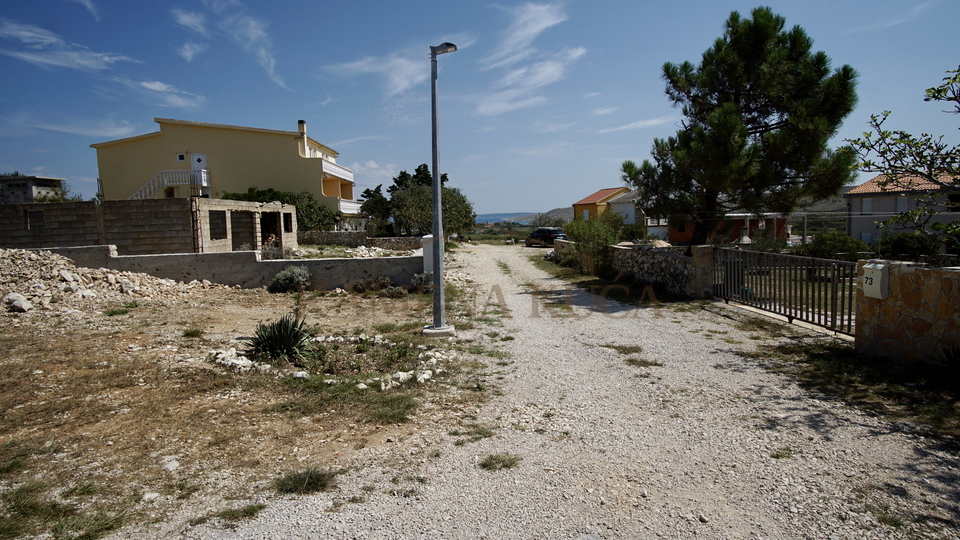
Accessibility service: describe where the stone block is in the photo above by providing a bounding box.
[875,325,904,340]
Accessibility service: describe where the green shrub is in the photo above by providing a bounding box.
[563,211,623,276]
[275,469,338,494]
[268,265,311,293]
[378,286,407,299]
[875,231,943,263]
[792,231,870,262]
[353,276,393,293]
[249,314,311,363]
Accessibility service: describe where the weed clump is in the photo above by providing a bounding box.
[352,276,394,294]
[249,314,311,363]
[478,453,522,471]
[275,469,338,494]
[267,265,311,294]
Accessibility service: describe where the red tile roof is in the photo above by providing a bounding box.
[573,187,629,206]
[846,173,956,195]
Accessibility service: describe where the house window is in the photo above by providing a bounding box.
[582,209,589,220]
[208,210,227,240]
[678,223,686,233]
[860,232,872,244]
[283,213,293,233]
[26,210,44,231]
[177,154,186,162]
[861,198,872,215]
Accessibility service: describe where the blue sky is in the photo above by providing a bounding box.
[1,1,957,214]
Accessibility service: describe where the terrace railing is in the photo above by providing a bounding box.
[128,169,208,200]
[713,248,857,335]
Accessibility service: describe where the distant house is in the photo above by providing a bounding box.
[1,176,65,204]
[572,187,631,221]
[844,173,960,244]
[668,213,788,245]
[91,118,359,214]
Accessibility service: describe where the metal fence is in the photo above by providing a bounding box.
[713,248,857,335]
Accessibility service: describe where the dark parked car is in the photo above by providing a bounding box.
[525,227,567,247]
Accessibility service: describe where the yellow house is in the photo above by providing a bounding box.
[91,118,359,214]
[572,187,631,221]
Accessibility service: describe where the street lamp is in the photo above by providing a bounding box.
[424,42,457,338]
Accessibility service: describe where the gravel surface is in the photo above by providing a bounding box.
[155,244,958,539]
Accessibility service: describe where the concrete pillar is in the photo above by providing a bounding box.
[422,235,433,274]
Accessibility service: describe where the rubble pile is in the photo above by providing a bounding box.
[0,248,230,313]
[346,245,416,258]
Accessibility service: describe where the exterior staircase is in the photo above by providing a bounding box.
[128,169,208,200]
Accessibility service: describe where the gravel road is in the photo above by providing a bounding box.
[178,243,959,539]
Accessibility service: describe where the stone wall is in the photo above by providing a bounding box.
[298,231,421,250]
[553,240,714,299]
[610,245,714,298]
[855,260,960,363]
[101,199,196,254]
[0,201,102,249]
[45,245,423,290]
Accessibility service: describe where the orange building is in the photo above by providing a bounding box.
[572,187,631,221]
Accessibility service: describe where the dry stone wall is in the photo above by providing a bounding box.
[855,260,960,363]
[298,231,422,250]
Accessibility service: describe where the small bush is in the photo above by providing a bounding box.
[478,453,522,471]
[216,504,267,521]
[792,231,870,261]
[249,314,311,362]
[411,272,433,292]
[353,276,394,293]
[875,231,943,263]
[378,286,406,299]
[275,469,338,494]
[268,265,311,293]
[182,326,203,338]
[260,245,286,260]
[104,308,128,316]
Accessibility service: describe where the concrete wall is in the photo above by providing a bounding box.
[45,245,422,290]
[1,199,296,255]
[855,260,960,363]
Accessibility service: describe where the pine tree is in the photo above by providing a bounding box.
[624,7,858,245]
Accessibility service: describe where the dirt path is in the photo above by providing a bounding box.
[177,243,959,539]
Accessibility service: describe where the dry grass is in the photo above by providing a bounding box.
[0,286,488,539]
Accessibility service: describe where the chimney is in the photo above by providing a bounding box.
[297,120,308,157]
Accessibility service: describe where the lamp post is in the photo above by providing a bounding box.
[425,42,457,337]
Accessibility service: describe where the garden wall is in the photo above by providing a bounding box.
[44,245,422,290]
[553,240,714,299]
[855,260,960,363]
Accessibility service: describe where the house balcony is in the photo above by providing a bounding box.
[338,199,362,215]
[322,160,353,183]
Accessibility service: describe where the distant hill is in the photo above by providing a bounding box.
[475,212,535,224]
[512,207,574,224]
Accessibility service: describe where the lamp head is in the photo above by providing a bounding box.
[430,42,457,55]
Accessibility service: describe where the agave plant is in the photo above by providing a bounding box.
[249,314,311,363]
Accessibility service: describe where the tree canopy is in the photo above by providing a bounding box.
[623,6,858,245]
[847,65,960,250]
[359,164,474,236]
[221,187,340,231]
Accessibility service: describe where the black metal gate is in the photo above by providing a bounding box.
[713,248,857,335]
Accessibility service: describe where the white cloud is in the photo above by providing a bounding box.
[597,116,673,134]
[845,1,935,33]
[583,92,600,98]
[531,121,575,133]
[349,160,397,184]
[482,3,568,69]
[326,54,428,97]
[0,19,139,71]
[178,41,207,62]
[591,107,619,116]
[476,46,585,117]
[6,114,136,138]
[333,135,388,147]
[199,0,286,88]
[115,78,205,109]
[173,9,208,35]
[68,0,100,22]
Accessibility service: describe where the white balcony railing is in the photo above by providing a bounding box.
[322,160,354,182]
[338,199,362,215]
[128,169,208,200]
